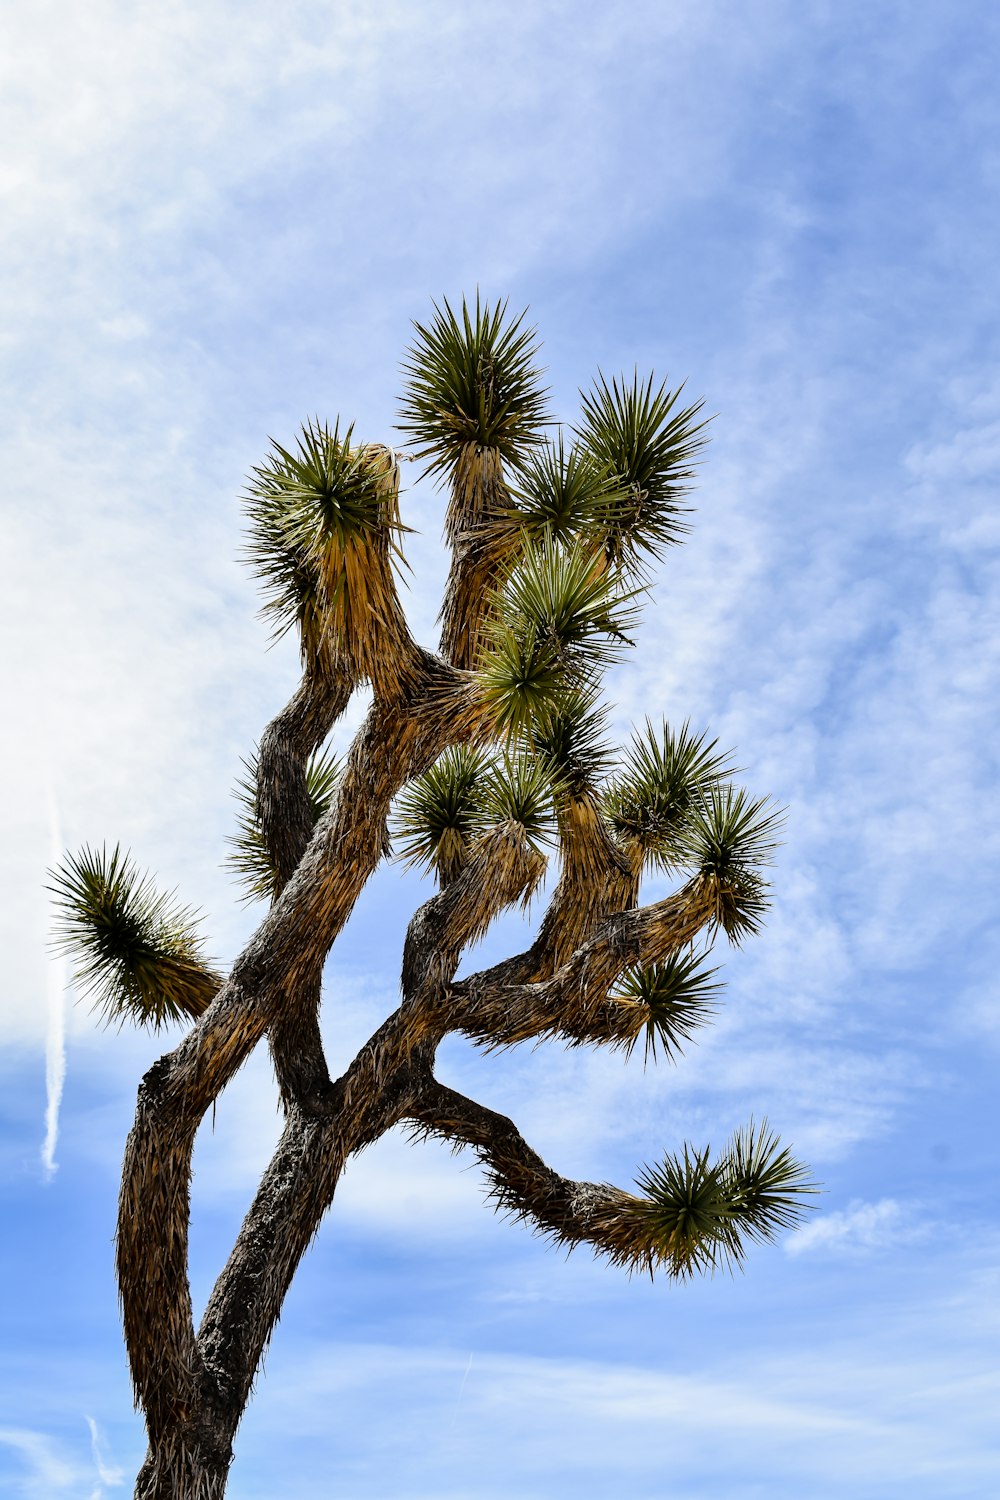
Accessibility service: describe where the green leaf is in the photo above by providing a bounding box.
[392,745,489,885]
[48,845,219,1029]
[720,1119,820,1244]
[242,420,404,663]
[605,720,734,870]
[612,952,721,1063]
[680,786,784,942]
[477,623,569,740]
[477,754,557,856]
[478,540,638,740]
[506,434,622,548]
[528,684,615,800]
[576,371,710,574]
[499,535,638,664]
[633,1146,740,1277]
[630,1121,815,1277]
[398,294,548,481]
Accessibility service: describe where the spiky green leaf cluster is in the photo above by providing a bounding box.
[393,746,557,885]
[392,746,488,885]
[226,747,341,904]
[680,787,784,942]
[479,539,638,738]
[632,1121,816,1277]
[612,952,721,1063]
[477,755,557,856]
[398,295,548,479]
[605,721,733,870]
[576,372,709,574]
[507,435,620,547]
[48,846,219,1029]
[242,419,401,659]
[529,685,615,800]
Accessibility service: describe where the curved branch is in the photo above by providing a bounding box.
[450,877,716,1049]
[256,668,354,892]
[406,1080,816,1280]
[255,667,355,1108]
[405,1077,639,1260]
[195,1009,440,1432]
[401,825,544,1003]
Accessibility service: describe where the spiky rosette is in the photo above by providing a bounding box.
[505,434,621,550]
[610,952,722,1063]
[530,685,615,801]
[600,1122,815,1278]
[402,297,551,669]
[392,745,489,886]
[605,720,733,872]
[576,372,709,575]
[680,786,784,942]
[398,294,548,515]
[722,1120,819,1246]
[243,422,411,690]
[477,753,557,860]
[478,539,638,738]
[48,846,220,1028]
[226,746,341,904]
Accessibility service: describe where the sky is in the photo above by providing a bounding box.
[2,1,999,1496]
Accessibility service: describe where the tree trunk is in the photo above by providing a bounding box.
[134,1425,233,1500]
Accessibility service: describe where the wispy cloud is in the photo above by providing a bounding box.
[233,1317,1000,1498]
[785,1198,926,1257]
[0,1428,77,1495]
[85,1415,124,1494]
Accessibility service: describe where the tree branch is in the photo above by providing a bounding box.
[401,824,544,1004]
[450,877,716,1049]
[256,668,354,892]
[405,1077,640,1260]
[195,1010,440,1430]
[116,650,487,1430]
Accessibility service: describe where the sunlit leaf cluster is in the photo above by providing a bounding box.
[48,846,219,1028]
[628,1121,817,1277]
[507,434,621,548]
[478,538,638,738]
[576,371,709,574]
[680,786,784,942]
[398,294,548,482]
[242,420,405,672]
[393,745,556,887]
[605,721,733,870]
[612,952,721,1063]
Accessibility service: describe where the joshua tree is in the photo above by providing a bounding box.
[51,297,814,1498]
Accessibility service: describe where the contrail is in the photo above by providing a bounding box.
[42,790,67,1181]
[85,1415,124,1493]
[447,1352,475,1431]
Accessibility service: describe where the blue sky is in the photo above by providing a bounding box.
[2,1,999,1495]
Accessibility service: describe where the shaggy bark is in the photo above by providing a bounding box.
[120,639,484,1487]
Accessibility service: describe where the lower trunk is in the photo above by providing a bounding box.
[134,1426,233,1500]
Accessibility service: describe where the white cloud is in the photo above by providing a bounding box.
[785,1198,926,1257]
[231,1316,1000,1498]
[0,1428,80,1495]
